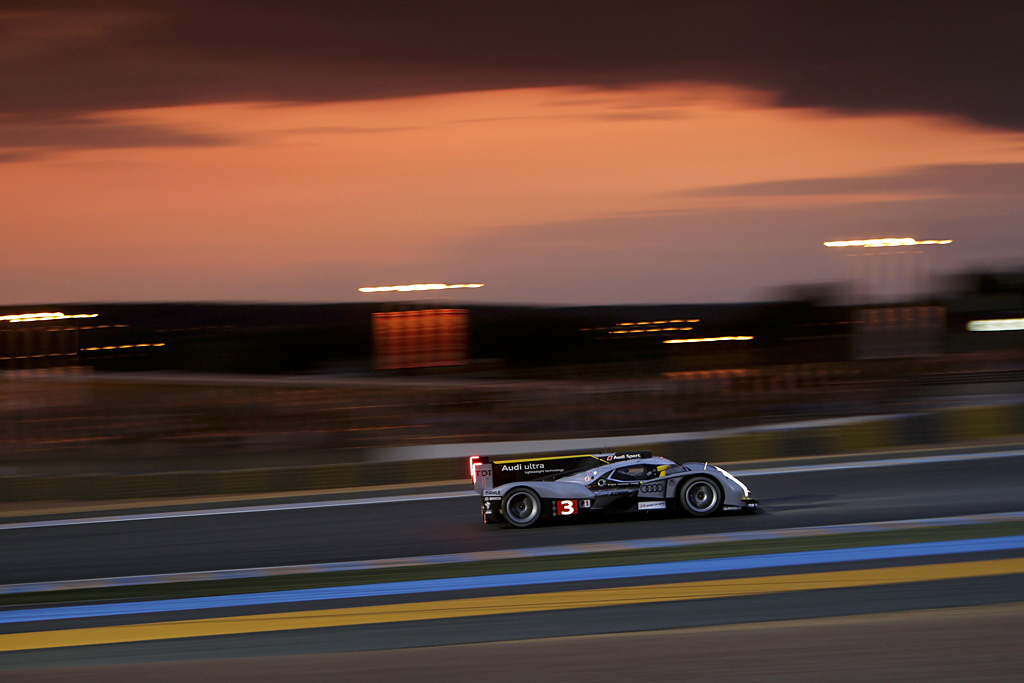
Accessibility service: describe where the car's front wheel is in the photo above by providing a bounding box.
[502,488,543,528]
[678,476,721,517]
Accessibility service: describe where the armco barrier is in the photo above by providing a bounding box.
[0,404,1021,502]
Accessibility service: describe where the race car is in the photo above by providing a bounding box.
[470,451,757,528]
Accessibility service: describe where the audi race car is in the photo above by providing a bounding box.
[470,451,758,528]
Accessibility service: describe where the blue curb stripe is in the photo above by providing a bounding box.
[5,511,1024,597]
[3,535,1023,626]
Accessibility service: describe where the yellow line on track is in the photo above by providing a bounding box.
[3,558,1022,653]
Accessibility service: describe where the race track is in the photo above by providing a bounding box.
[3,448,1023,585]
[2,445,1023,679]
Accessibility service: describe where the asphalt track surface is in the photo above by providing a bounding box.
[3,448,1024,585]
[6,605,1023,682]
[2,446,1024,679]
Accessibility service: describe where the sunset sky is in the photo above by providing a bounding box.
[2,1,1023,306]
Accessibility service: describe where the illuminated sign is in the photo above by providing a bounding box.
[663,336,754,344]
[0,312,98,323]
[373,308,469,369]
[967,318,1024,332]
[81,343,165,351]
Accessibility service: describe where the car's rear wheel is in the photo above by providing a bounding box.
[678,476,721,517]
[502,488,543,528]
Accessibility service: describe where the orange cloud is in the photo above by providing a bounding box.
[2,84,1023,304]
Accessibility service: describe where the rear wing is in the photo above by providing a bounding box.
[470,451,651,493]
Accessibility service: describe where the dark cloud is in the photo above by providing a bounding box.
[686,163,1024,198]
[0,149,34,163]
[0,116,235,153]
[1,1,1022,128]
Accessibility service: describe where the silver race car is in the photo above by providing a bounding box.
[470,451,757,528]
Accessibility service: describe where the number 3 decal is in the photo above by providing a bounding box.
[557,500,577,515]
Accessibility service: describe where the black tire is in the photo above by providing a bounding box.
[678,476,722,517]
[502,487,544,528]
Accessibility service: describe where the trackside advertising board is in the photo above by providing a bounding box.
[471,451,650,492]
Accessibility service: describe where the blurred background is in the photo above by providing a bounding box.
[2,266,1022,480]
[4,5,1024,677]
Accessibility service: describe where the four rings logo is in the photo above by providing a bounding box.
[640,483,665,494]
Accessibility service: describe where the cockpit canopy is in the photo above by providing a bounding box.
[564,456,685,484]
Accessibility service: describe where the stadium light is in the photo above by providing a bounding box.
[0,312,98,323]
[823,238,952,248]
[358,283,484,293]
